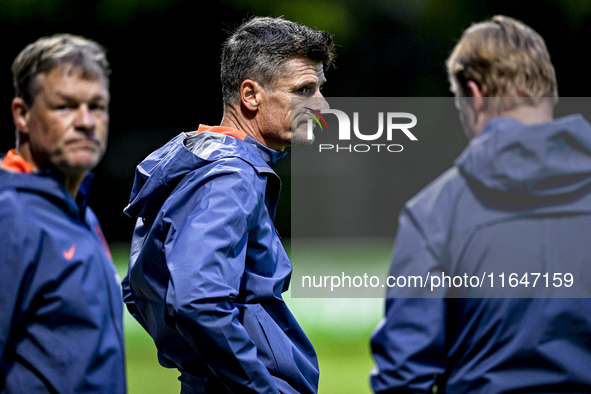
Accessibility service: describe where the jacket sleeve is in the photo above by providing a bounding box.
[370,208,447,393]
[164,166,280,394]
[0,193,36,362]
[121,219,150,332]
[121,272,150,332]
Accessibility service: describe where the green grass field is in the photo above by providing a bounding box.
[112,240,388,394]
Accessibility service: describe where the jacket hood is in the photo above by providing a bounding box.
[456,115,591,197]
[124,131,286,218]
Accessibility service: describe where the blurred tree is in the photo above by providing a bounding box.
[1,0,590,241]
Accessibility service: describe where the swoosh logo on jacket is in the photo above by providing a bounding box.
[63,244,76,260]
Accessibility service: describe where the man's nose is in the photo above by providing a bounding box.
[74,105,95,130]
[310,93,330,110]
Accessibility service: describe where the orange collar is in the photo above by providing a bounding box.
[0,149,33,173]
[197,125,247,141]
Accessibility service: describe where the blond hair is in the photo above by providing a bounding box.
[446,15,557,111]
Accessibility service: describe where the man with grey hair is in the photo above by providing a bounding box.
[371,15,591,393]
[122,16,335,394]
[0,34,125,393]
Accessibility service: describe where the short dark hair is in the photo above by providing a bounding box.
[221,16,335,106]
[12,33,110,105]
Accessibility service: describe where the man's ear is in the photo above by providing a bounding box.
[465,80,483,98]
[466,80,484,114]
[240,79,263,112]
[464,80,495,138]
[12,97,30,135]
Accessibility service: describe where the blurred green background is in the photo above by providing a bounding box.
[2,0,591,242]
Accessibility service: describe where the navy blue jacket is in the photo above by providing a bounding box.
[371,115,591,393]
[122,128,318,394]
[0,161,126,393]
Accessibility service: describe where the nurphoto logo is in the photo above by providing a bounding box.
[305,108,418,153]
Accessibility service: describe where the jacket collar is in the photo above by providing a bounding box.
[197,125,287,169]
[0,150,93,219]
[0,149,33,173]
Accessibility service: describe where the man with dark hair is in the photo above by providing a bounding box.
[0,34,126,393]
[370,16,591,393]
[122,16,335,394]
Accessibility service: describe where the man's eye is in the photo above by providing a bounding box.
[54,103,78,110]
[90,104,107,111]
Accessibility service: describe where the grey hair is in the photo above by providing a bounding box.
[12,33,110,105]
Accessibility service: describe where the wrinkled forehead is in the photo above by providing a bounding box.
[44,62,108,84]
[281,55,325,81]
[31,63,109,97]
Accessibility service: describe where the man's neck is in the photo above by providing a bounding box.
[470,99,555,138]
[16,145,83,199]
[498,100,554,125]
[220,108,264,144]
[220,106,287,151]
